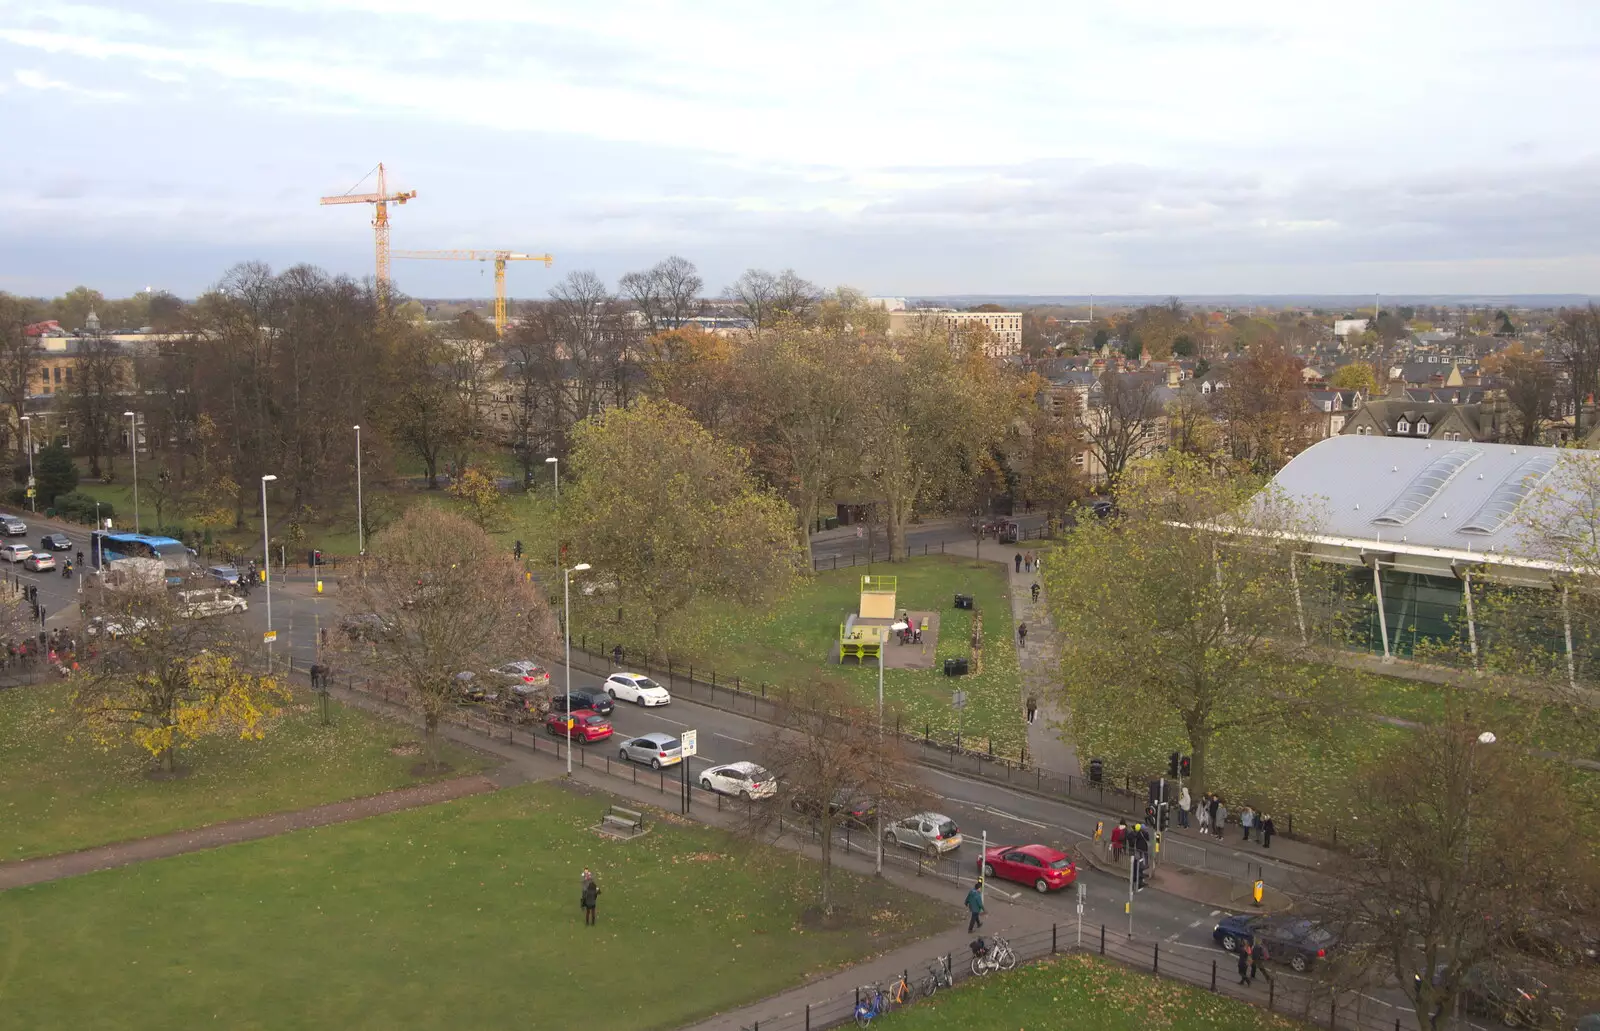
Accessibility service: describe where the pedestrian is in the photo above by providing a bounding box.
[1018,623,1028,647]
[1110,819,1127,861]
[1014,552,1023,573]
[581,875,600,926]
[1178,785,1191,828]
[1238,944,1253,986]
[965,882,985,932]
[309,663,322,690]
[320,627,328,650]
[1025,694,1038,723]
[1197,796,1211,835]
[1252,941,1272,984]
[1261,814,1275,849]
[612,644,624,668]
[1207,793,1220,832]
[1241,806,1255,842]
[1030,581,1040,603]
[513,540,524,561]
[1214,802,1229,841]
[1133,822,1149,857]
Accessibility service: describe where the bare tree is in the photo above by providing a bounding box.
[1317,711,1587,1031]
[772,269,822,323]
[1554,305,1600,438]
[1082,371,1164,489]
[1499,349,1557,445]
[750,679,924,916]
[67,329,127,481]
[621,256,704,335]
[0,292,42,463]
[348,506,558,769]
[384,323,467,490]
[725,268,779,334]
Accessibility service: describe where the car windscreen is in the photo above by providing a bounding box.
[1048,858,1072,870]
[658,739,680,750]
[635,677,662,690]
[749,768,771,782]
[583,715,607,725]
[938,821,959,837]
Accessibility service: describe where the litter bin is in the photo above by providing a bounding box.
[953,593,973,610]
[942,656,969,677]
[1089,757,1104,784]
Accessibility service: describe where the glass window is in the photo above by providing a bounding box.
[1049,858,1072,870]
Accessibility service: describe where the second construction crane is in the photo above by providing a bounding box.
[391,250,554,336]
[319,162,417,306]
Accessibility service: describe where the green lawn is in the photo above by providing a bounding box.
[0,782,953,1031]
[876,952,1304,1030]
[0,682,488,861]
[573,555,1027,756]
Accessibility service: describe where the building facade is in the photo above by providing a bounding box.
[887,309,1023,358]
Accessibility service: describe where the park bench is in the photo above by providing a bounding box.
[601,805,645,836]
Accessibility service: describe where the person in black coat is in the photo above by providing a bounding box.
[1261,814,1276,849]
[1237,944,1252,985]
[581,877,601,926]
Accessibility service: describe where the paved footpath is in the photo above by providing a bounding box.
[1006,553,1080,778]
[0,774,497,891]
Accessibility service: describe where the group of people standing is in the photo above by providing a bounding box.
[1189,791,1276,848]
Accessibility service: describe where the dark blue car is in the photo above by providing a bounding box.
[1212,914,1334,972]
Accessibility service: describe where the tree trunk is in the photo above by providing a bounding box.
[1185,722,1211,800]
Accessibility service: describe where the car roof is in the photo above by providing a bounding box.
[716,761,763,774]
[613,672,649,681]
[997,843,1067,861]
[636,732,677,745]
[910,811,955,823]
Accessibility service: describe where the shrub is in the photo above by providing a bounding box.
[55,492,113,525]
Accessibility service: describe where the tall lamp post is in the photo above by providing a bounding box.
[20,415,33,513]
[562,561,591,775]
[353,425,364,556]
[261,474,277,668]
[124,411,139,532]
[876,619,909,875]
[546,456,559,499]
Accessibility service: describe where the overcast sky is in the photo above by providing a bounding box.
[2,0,1598,299]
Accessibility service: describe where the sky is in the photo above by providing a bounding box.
[2,0,1599,299]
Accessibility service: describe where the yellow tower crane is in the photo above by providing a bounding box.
[319,163,417,306]
[390,250,555,336]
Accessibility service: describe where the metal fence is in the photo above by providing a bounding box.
[808,530,1053,573]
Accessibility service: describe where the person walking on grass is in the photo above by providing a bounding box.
[965,883,985,932]
[581,874,600,926]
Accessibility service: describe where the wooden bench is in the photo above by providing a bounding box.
[602,805,644,835]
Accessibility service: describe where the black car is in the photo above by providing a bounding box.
[39,533,73,552]
[790,786,877,829]
[1213,915,1335,972]
[548,690,613,717]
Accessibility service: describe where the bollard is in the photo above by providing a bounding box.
[1100,925,1105,955]
[806,1005,810,1030]
[1210,959,1217,992]
[1153,943,1159,973]
[1329,999,1336,1029]
[1269,979,1276,1011]
[1051,923,1057,954]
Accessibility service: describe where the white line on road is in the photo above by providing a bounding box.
[649,716,688,727]
[972,804,1049,830]
[713,732,753,745]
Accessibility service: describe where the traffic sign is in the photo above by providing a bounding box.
[680,729,698,758]
[951,690,968,710]
[262,630,277,643]
[26,475,34,488]
[24,489,33,499]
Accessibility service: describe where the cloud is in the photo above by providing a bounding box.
[12,67,128,101]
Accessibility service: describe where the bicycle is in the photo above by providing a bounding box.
[886,970,911,1007]
[970,934,1018,976]
[854,983,887,1026]
[921,954,955,997]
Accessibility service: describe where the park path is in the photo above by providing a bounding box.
[0,774,498,892]
[1004,552,1081,778]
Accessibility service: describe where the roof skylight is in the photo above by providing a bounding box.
[1370,446,1484,527]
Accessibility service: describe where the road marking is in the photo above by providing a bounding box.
[649,715,688,727]
[714,732,753,745]
[973,805,1049,830]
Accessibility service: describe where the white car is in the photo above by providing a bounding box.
[176,588,248,618]
[1,543,33,563]
[490,660,552,695]
[604,672,671,706]
[699,761,777,800]
[883,811,963,854]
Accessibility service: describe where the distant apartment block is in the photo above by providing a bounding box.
[887,309,1023,358]
[1333,318,1370,337]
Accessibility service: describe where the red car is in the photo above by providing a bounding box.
[979,843,1077,893]
[545,708,613,743]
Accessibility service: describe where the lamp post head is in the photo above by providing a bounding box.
[19,415,27,422]
[546,457,559,464]
[1477,731,1497,745]
[572,562,591,572]
[353,424,360,431]
[123,411,135,418]
[261,474,278,483]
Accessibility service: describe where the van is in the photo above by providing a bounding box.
[177,588,248,619]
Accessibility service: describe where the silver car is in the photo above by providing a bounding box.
[617,732,682,769]
[883,812,963,854]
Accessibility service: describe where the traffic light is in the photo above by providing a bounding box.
[1180,755,1191,778]
[1168,751,1180,778]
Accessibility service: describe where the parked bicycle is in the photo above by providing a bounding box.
[969,934,1017,976]
[854,983,888,1026]
[886,970,911,1007]
[921,954,955,996]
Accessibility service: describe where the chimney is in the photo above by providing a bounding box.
[1388,378,1407,400]
[1166,364,1180,389]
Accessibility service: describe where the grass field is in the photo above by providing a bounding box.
[875,952,1304,1030]
[573,555,1026,755]
[0,782,953,1031]
[0,682,488,861]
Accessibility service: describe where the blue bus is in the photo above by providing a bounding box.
[90,532,196,586]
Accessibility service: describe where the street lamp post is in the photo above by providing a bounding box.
[546,456,559,499]
[124,411,139,532]
[877,619,909,876]
[563,562,591,775]
[20,416,33,513]
[353,425,364,556]
[261,474,277,667]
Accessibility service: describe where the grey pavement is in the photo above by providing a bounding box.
[1007,555,1080,778]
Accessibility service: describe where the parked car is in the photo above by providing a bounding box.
[884,812,963,854]
[617,732,682,769]
[489,660,551,693]
[339,612,392,642]
[88,615,156,639]
[979,843,1077,893]
[2,543,33,563]
[207,564,242,586]
[548,689,613,717]
[603,672,672,706]
[39,533,73,552]
[1,516,26,537]
[455,671,488,702]
[545,708,612,743]
[23,552,55,572]
[791,786,876,829]
[700,761,777,800]
[1415,962,1555,1028]
[1214,915,1334,972]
